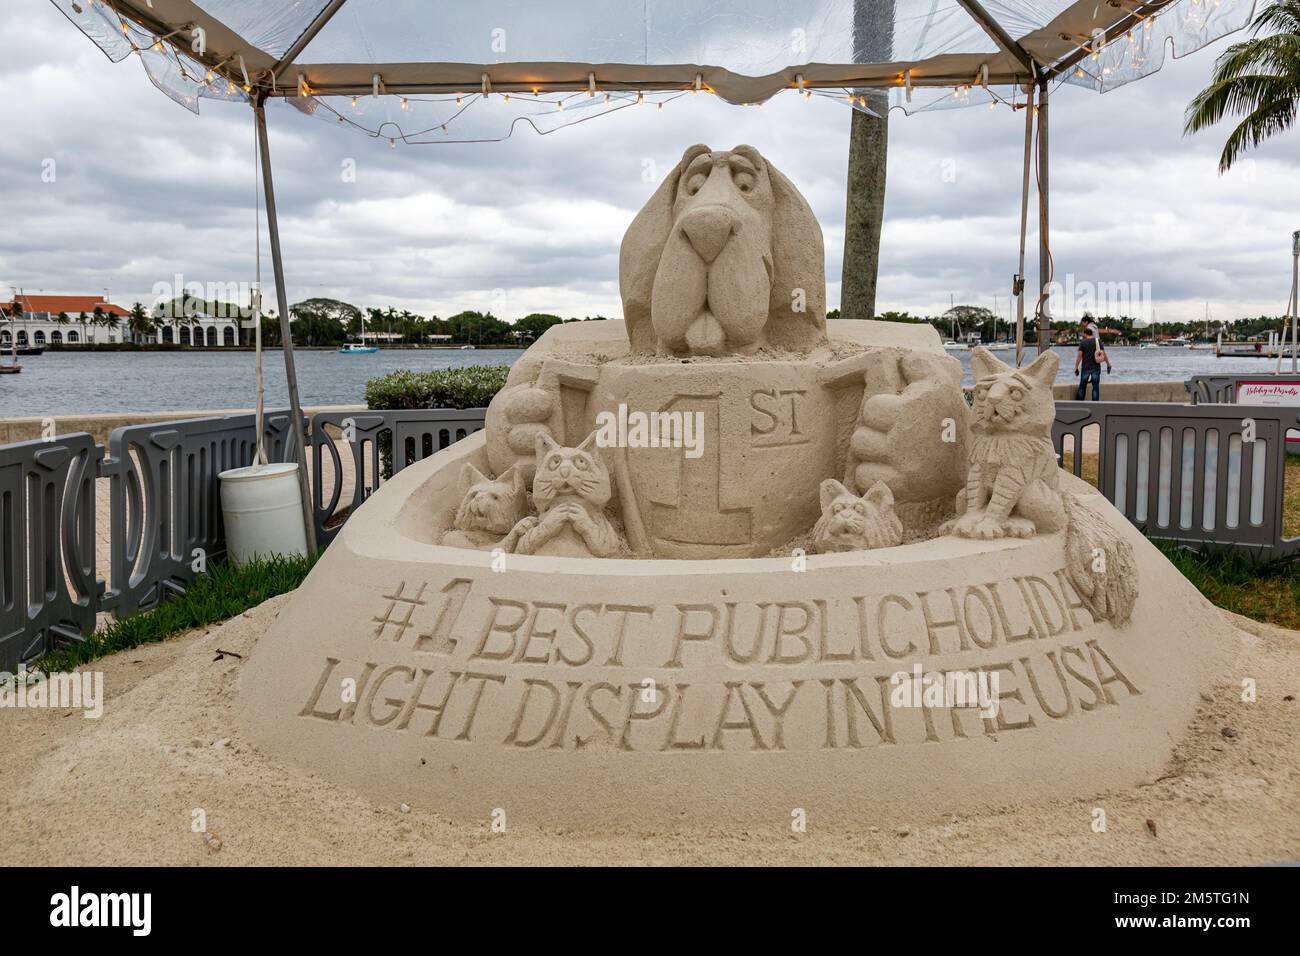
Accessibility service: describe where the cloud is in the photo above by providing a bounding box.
[0,2,1294,324]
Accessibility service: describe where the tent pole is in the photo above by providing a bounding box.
[254,96,318,554]
[1015,82,1035,369]
[1036,77,1050,355]
[1292,230,1299,373]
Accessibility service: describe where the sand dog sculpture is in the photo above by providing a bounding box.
[242,145,1233,826]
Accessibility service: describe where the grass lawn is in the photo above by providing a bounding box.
[36,554,316,672]
[1066,450,1300,631]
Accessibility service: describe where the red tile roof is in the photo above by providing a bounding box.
[3,294,130,316]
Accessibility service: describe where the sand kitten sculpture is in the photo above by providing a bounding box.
[813,479,903,553]
[441,463,529,551]
[511,432,622,558]
[955,347,1136,624]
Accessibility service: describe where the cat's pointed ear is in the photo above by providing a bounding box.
[970,346,1008,379]
[498,464,523,494]
[863,480,895,511]
[820,478,850,512]
[1022,348,1060,386]
[534,430,560,462]
[576,430,600,454]
[459,462,487,496]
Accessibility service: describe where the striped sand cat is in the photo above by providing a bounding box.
[512,431,622,558]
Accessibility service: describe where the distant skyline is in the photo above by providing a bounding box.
[2,3,1298,325]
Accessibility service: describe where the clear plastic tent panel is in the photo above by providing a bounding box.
[1064,0,1258,93]
[52,0,249,114]
[300,0,1004,70]
[192,0,334,60]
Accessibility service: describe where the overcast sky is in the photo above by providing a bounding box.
[2,2,1297,326]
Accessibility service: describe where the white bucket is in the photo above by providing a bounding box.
[218,462,309,563]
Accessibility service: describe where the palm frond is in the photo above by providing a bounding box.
[1217,95,1299,173]
[1185,1,1300,171]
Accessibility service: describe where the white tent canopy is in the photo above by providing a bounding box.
[61,0,1256,115]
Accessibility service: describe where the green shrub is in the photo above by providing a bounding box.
[365,365,511,478]
[365,364,511,411]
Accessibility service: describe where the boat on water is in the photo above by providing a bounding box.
[459,344,476,350]
[337,314,379,353]
[985,341,1015,351]
[12,346,44,356]
[942,340,966,351]
[0,364,20,374]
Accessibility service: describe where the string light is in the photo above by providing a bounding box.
[400,97,409,109]
[350,95,357,107]
[636,91,644,104]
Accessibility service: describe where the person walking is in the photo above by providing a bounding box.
[1074,325,1111,400]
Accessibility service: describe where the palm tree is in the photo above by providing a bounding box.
[841,0,895,320]
[1185,1,1300,172]
[128,302,154,344]
[77,311,88,343]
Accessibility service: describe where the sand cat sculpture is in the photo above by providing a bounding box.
[955,347,1137,624]
[510,432,623,558]
[955,348,1066,540]
[440,463,528,551]
[813,478,903,553]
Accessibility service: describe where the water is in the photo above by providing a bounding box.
[0,348,526,417]
[953,345,1300,386]
[2,344,1296,418]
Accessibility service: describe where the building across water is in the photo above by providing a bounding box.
[2,294,241,348]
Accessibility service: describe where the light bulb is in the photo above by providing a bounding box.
[636,91,644,104]
[389,138,396,148]
[400,97,408,109]
[351,95,357,107]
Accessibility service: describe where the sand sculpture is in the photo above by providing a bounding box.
[242,145,1231,825]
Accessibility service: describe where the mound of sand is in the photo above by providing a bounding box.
[2,596,1297,866]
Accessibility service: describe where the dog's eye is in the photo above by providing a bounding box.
[685,172,708,195]
[1010,387,1023,400]
[735,171,755,192]
[855,503,867,514]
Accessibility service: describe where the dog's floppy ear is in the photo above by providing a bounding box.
[619,144,711,355]
[761,152,827,351]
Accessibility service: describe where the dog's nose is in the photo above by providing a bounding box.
[679,205,737,263]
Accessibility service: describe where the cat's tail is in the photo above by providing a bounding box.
[1062,492,1138,626]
